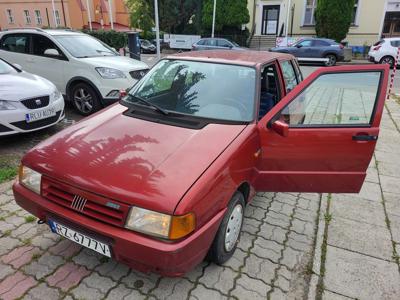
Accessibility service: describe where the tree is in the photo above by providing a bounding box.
[125,0,154,35]
[315,0,355,42]
[202,0,249,32]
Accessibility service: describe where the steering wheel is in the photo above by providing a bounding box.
[219,98,250,120]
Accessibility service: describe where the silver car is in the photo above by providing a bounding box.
[192,38,245,51]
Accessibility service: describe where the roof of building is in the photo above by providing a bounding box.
[167,50,293,67]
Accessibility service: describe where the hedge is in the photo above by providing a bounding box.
[82,30,128,50]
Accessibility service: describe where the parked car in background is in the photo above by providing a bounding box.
[0,58,64,136]
[269,38,344,66]
[150,38,169,51]
[0,28,149,115]
[13,50,389,276]
[192,38,245,51]
[140,39,156,53]
[368,38,400,67]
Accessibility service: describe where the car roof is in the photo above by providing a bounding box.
[300,37,336,42]
[383,37,400,41]
[0,28,85,36]
[166,50,293,67]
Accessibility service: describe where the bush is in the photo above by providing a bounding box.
[82,30,128,50]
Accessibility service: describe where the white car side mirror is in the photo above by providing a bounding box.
[44,48,60,57]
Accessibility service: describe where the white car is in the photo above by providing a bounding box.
[368,38,400,67]
[0,58,64,136]
[0,28,149,115]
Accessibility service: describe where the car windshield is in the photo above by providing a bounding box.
[0,59,16,74]
[124,59,256,122]
[54,35,117,58]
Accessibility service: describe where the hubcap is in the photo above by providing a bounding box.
[224,204,243,252]
[326,55,336,66]
[382,57,393,66]
[74,88,93,113]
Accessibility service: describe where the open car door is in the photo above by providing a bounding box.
[255,64,389,193]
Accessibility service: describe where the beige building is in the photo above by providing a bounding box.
[0,0,130,31]
[248,0,400,48]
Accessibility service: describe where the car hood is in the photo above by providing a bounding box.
[24,104,247,214]
[0,72,55,101]
[78,55,149,72]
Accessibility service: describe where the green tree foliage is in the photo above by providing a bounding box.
[125,0,200,34]
[83,30,127,49]
[202,0,249,31]
[315,0,355,42]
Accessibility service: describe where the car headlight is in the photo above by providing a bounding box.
[96,67,126,79]
[125,206,195,240]
[0,100,17,110]
[51,89,62,101]
[19,165,42,194]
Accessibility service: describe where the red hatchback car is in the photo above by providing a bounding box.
[13,51,389,276]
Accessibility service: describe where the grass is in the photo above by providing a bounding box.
[0,156,19,184]
[24,215,36,223]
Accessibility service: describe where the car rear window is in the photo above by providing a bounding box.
[390,40,400,47]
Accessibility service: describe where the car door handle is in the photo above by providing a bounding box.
[352,135,378,141]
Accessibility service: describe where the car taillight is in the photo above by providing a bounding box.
[373,45,381,51]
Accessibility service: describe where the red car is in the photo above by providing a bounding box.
[13,51,389,276]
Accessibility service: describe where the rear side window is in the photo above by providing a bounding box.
[312,40,330,47]
[281,72,381,126]
[205,39,217,46]
[390,40,400,47]
[280,60,298,93]
[197,39,205,46]
[0,34,30,54]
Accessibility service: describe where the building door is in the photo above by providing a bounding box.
[262,5,280,35]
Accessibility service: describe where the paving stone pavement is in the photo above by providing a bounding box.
[0,99,399,300]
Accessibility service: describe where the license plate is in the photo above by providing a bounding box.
[25,107,56,123]
[48,220,111,257]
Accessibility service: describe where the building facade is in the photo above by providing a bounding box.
[248,0,400,47]
[0,0,130,31]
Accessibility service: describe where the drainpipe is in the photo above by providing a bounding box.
[61,0,67,27]
[108,0,114,30]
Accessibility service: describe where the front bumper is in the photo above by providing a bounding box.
[0,96,65,136]
[13,182,224,276]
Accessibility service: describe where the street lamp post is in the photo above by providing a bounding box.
[51,0,57,27]
[211,0,216,38]
[86,0,92,31]
[154,0,161,60]
[108,0,114,30]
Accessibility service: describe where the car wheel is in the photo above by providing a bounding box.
[207,191,245,264]
[380,56,395,68]
[324,54,337,67]
[71,83,101,116]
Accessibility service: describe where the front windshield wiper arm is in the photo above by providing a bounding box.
[126,95,169,115]
[96,49,116,55]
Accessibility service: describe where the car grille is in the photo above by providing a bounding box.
[10,111,61,130]
[41,177,130,227]
[130,69,149,80]
[21,96,50,109]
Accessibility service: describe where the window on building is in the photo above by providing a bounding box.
[352,0,359,25]
[35,10,42,25]
[6,9,14,24]
[303,0,317,26]
[23,10,31,24]
[54,10,61,26]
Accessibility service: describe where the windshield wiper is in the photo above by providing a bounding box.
[126,95,169,115]
[96,49,116,55]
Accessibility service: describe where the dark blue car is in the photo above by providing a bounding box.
[270,38,344,66]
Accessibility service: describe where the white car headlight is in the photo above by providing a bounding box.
[96,67,126,79]
[51,89,62,101]
[125,207,195,240]
[19,165,42,194]
[0,100,17,110]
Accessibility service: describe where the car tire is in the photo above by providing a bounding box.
[324,54,337,67]
[71,83,102,116]
[380,56,395,68]
[207,191,245,265]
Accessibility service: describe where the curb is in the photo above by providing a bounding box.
[307,194,329,300]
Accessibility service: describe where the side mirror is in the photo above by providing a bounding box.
[44,48,60,57]
[295,44,303,48]
[271,120,289,137]
[13,63,22,71]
